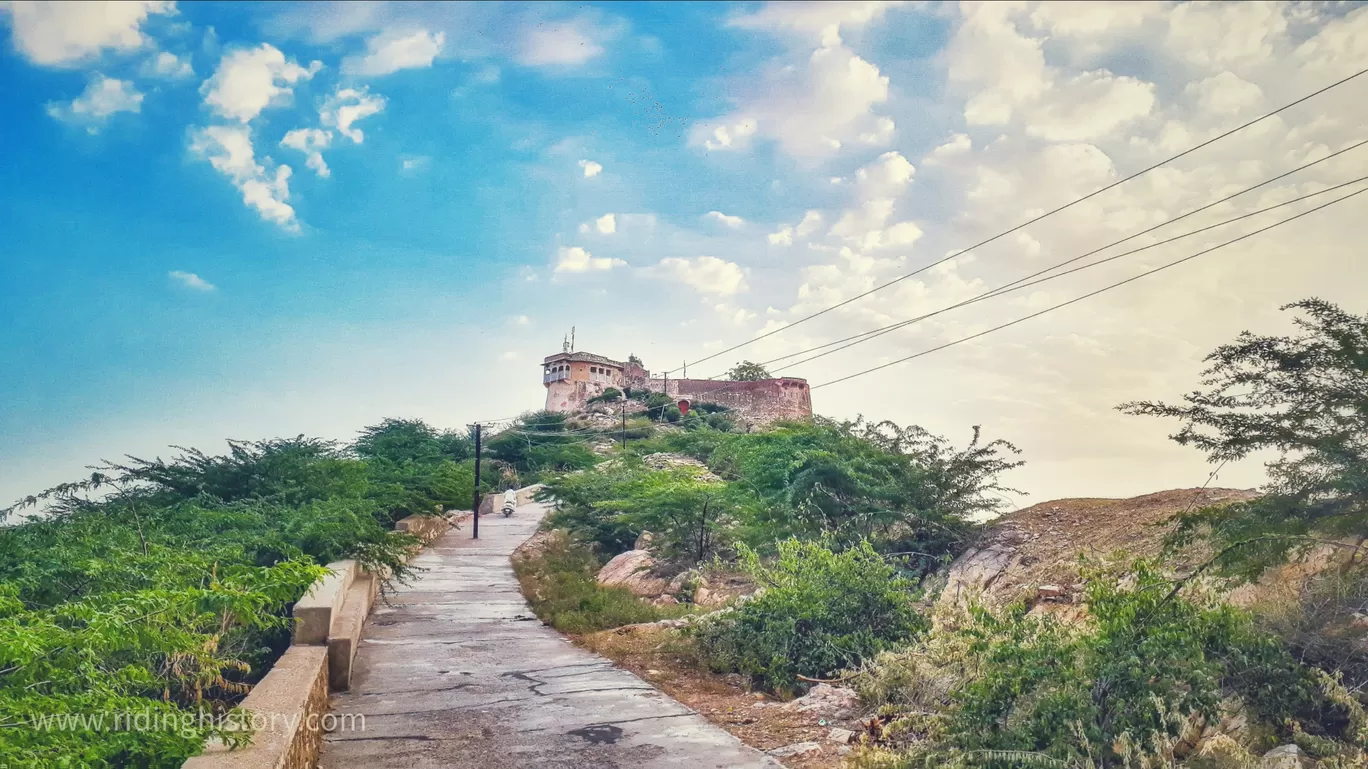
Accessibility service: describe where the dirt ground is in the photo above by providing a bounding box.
[578,623,862,768]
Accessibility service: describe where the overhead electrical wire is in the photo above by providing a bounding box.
[769,171,1368,374]
[810,183,1368,390]
[666,66,1368,375]
[720,138,1368,377]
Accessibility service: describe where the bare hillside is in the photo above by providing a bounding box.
[938,488,1262,612]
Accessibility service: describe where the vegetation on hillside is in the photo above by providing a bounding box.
[527,297,1368,767]
[1120,298,1368,581]
[0,418,483,768]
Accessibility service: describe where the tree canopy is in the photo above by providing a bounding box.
[1120,298,1368,579]
[725,360,772,381]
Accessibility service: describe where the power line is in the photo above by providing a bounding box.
[729,138,1368,376]
[668,66,1368,375]
[811,184,1367,390]
[771,172,1368,374]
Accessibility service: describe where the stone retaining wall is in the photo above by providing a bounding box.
[180,503,476,768]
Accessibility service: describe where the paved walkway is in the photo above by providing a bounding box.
[320,500,779,768]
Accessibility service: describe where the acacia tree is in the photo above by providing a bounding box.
[1119,299,1368,579]
[726,360,772,381]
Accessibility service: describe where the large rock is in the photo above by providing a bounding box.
[782,683,861,720]
[596,550,669,597]
[1260,744,1315,769]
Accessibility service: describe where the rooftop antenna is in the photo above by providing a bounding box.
[562,333,570,353]
[570,326,576,352]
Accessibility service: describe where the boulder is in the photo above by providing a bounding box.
[596,550,669,597]
[1259,745,1315,769]
[782,683,861,720]
[827,728,857,745]
[634,531,656,551]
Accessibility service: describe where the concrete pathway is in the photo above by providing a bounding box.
[319,500,779,769]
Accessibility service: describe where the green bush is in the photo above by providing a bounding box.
[694,538,924,694]
[888,560,1359,768]
[587,387,623,405]
[512,534,682,634]
[0,419,471,766]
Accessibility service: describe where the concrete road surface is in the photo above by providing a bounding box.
[319,500,780,768]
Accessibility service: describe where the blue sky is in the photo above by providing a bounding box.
[3,1,1367,506]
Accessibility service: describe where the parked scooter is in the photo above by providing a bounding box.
[501,488,517,517]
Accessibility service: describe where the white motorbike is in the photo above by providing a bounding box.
[500,491,517,517]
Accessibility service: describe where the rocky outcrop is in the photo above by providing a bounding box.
[939,488,1261,613]
[782,683,861,720]
[596,550,669,597]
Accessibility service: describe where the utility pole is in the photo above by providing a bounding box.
[621,399,627,450]
[472,423,482,540]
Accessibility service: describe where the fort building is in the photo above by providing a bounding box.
[542,348,811,427]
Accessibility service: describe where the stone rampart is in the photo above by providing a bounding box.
[662,377,812,426]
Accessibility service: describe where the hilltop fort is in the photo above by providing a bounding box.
[541,346,811,428]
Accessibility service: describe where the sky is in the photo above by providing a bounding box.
[2,1,1367,509]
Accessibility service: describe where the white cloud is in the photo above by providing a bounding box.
[510,315,531,327]
[796,210,824,236]
[554,246,625,273]
[500,350,520,361]
[1185,71,1263,117]
[729,1,905,41]
[341,29,444,76]
[855,150,915,194]
[517,18,608,67]
[692,27,892,158]
[202,44,322,124]
[399,154,430,173]
[924,133,972,164]
[768,226,794,246]
[280,127,332,177]
[594,213,616,234]
[1023,70,1156,142]
[190,124,297,230]
[1,0,174,67]
[705,211,744,228]
[46,74,142,131]
[578,159,602,177]
[168,270,214,291]
[320,87,385,143]
[143,50,193,78]
[652,256,748,296]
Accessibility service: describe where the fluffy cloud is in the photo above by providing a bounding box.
[143,50,193,78]
[554,246,625,273]
[768,227,793,246]
[201,44,322,124]
[585,213,616,234]
[190,125,297,230]
[705,211,744,228]
[517,17,610,66]
[1,0,174,67]
[168,270,214,291]
[729,1,905,42]
[578,159,603,177]
[693,27,892,158]
[923,133,972,164]
[46,74,142,130]
[652,256,748,296]
[279,127,331,177]
[320,87,385,143]
[341,29,444,76]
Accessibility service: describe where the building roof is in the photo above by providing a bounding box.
[542,351,624,367]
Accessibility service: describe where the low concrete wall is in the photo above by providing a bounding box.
[291,561,356,646]
[181,487,531,768]
[183,645,329,769]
